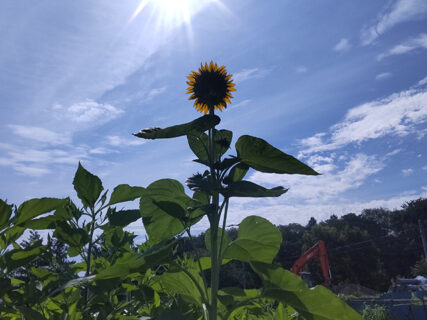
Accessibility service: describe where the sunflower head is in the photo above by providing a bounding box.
[186,61,236,114]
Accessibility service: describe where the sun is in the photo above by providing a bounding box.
[156,0,192,15]
[129,0,194,28]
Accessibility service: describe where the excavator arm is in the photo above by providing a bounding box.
[290,240,332,287]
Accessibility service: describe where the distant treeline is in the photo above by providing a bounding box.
[178,198,427,292]
[21,198,427,292]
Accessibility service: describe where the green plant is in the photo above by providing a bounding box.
[0,62,362,319]
[411,259,427,277]
[361,304,389,320]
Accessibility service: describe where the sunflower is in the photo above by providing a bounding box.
[186,61,236,114]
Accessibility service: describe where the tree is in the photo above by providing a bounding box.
[12,231,71,281]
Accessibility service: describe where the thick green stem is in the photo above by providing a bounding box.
[84,207,96,305]
[208,108,220,320]
[218,198,229,262]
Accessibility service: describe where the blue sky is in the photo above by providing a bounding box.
[0,0,426,235]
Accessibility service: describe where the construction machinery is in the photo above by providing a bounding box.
[291,240,332,287]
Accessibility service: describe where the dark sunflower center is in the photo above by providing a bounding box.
[193,71,228,106]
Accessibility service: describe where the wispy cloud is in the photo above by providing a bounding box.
[107,135,145,147]
[376,72,392,80]
[361,0,427,45]
[226,191,426,226]
[402,168,414,176]
[145,87,167,102]
[231,99,251,109]
[89,147,117,155]
[13,165,51,177]
[0,143,91,177]
[64,100,123,124]
[377,33,427,60]
[250,153,384,202]
[333,38,351,52]
[8,125,71,145]
[233,68,270,83]
[299,79,427,155]
[419,76,427,86]
[295,66,308,74]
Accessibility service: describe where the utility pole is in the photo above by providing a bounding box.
[418,219,427,262]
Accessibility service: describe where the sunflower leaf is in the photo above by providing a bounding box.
[134,115,220,140]
[224,216,282,263]
[140,179,193,243]
[235,135,319,175]
[187,129,232,164]
[222,181,288,198]
[250,262,362,320]
[223,163,249,184]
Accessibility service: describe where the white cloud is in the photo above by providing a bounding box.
[89,147,116,155]
[361,0,427,45]
[419,76,427,86]
[0,143,91,177]
[14,165,51,177]
[250,153,384,202]
[66,100,123,124]
[233,68,270,83]
[423,166,427,171]
[231,99,251,109]
[377,33,427,60]
[8,125,71,145]
[146,87,167,101]
[295,66,308,74]
[225,191,427,226]
[402,168,414,176]
[299,83,427,155]
[385,149,401,157]
[107,135,145,147]
[333,38,351,52]
[376,72,392,80]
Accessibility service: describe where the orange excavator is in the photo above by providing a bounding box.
[290,240,332,287]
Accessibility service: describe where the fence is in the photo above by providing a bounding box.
[349,291,427,320]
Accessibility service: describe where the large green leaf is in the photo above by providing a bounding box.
[235,135,319,175]
[224,216,282,263]
[16,198,66,225]
[53,222,88,254]
[95,239,176,279]
[22,215,60,230]
[3,226,25,248]
[108,209,141,227]
[108,184,145,206]
[152,269,204,306]
[72,162,104,208]
[187,129,232,164]
[250,262,362,320]
[223,181,288,198]
[3,241,45,271]
[154,201,187,220]
[140,179,192,243]
[223,163,249,184]
[0,199,13,230]
[134,114,220,139]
